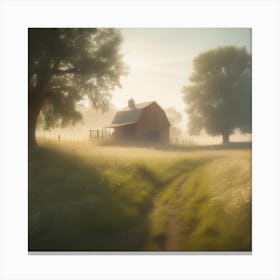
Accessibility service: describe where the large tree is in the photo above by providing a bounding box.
[28,28,127,148]
[182,46,251,144]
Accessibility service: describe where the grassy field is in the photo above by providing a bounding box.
[28,140,251,251]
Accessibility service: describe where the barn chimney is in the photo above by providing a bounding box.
[128,98,136,109]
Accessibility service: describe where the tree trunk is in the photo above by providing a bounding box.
[28,95,43,149]
[222,133,230,144]
[28,70,52,149]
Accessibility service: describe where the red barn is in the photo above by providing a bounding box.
[108,99,170,143]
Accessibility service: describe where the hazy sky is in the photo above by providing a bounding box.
[112,28,252,128]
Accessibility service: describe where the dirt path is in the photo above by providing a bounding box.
[165,216,180,251]
[146,170,189,251]
[164,177,188,251]
[146,159,213,251]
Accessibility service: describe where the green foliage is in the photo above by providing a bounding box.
[29,142,251,251]
[182,46,252,141]
[28,28,127,132]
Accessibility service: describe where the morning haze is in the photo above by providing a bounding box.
[29,28,252,252]
[38,28,251,144]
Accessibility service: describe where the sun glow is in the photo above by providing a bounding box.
[124,51,147,71]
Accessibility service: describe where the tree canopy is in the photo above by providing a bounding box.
[28,28,127,147]
[182,46,251,143]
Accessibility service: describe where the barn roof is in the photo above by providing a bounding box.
[106,101,155,128]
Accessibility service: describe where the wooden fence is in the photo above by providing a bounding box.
[89,128,112,141]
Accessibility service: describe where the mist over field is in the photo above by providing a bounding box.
[28,28,252,252]
[29,140,251,251]
[36,106,251,145]
[36,106,117,141]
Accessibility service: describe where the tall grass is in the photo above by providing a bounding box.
[146,153,251,251]
[29,140,251,251]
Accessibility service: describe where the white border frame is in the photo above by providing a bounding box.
[1,0,279,279]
